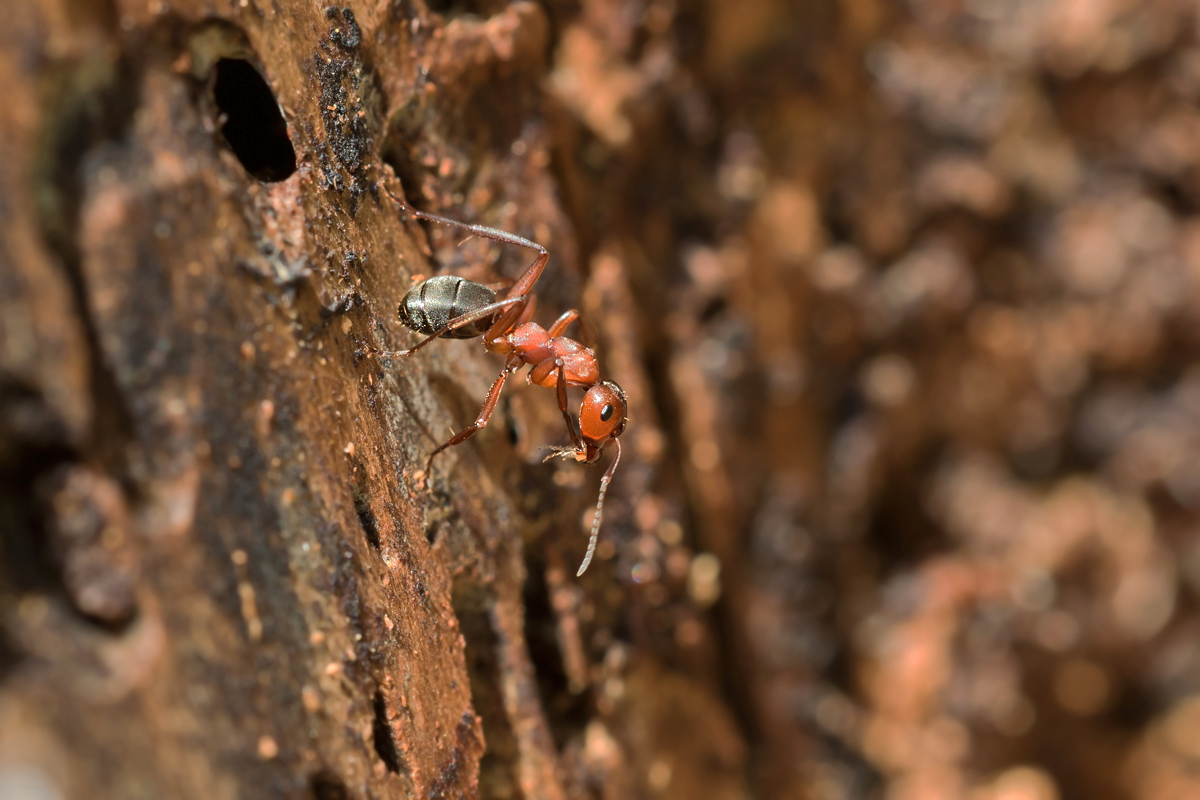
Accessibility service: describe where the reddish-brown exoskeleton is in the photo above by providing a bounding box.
[375,186,627,576]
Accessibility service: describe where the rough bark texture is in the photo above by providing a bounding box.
[4,0,1200,799]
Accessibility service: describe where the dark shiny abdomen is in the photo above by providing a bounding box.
[397,275,498,339]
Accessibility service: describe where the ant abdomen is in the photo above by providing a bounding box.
[398,274,497,339]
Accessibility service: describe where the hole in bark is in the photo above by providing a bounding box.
[350,462,382,551]
[372,689,404,773]
[212,58,297,182]
[308,770,348,800]
[353,490,381,551]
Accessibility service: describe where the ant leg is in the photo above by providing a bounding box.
[547,309,579,338]
[424,365,514,475]
[384,195,549,304]
[378,183,418,222]
[577,439,622,577]
[372,294,530,358]
[515,293,538,327]
[484,280,537,326]
[554,359,585,452]
[411,209,549,300]
[482,297,529,349]
[482,291,545,348]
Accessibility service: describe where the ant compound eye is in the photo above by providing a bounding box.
[580,382,627,445]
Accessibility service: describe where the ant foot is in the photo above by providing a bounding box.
[541,446,587,464]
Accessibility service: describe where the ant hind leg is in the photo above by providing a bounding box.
[547,309,579,338]
[423,365,514,476]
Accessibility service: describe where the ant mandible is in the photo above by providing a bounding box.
[374,185,627,576]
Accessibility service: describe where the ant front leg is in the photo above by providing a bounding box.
[424,363,515,476]
[555,359,585,453]
[549,309,585,453]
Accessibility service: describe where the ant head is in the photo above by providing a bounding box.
[579,381,627,460]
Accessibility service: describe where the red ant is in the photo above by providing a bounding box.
[374,186,627,576]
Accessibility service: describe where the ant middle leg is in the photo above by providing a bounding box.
[424,362,516,475]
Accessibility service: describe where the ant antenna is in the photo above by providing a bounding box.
[577,439,622,576]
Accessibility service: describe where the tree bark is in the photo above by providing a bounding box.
[1,1,591,797]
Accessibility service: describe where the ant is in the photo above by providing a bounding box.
[373,186,627,576]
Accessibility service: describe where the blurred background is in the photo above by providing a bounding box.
[544,0,1200,798]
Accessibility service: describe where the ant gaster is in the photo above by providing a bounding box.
[375,186,627,576]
